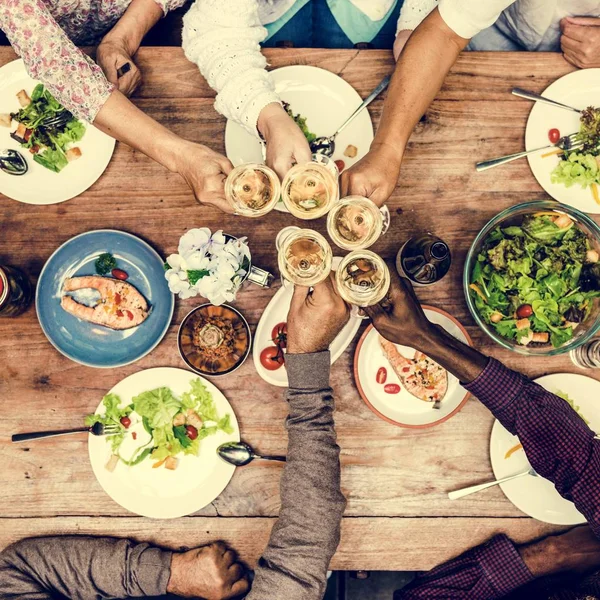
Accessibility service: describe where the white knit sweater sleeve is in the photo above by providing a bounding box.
[182,0,280,137]
[396,0,440,32]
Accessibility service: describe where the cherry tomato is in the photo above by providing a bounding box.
[112,268,129,280]
[548,128,560,144]
[260,346,284,370]
[376,367,387,384]
[120,416,131,428]
[335,159,345,172]
[384,384,401,394]
[185,425,198,440]
[271,322,288,349]
[516,304,533,318]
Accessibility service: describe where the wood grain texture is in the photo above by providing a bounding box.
[0,47,597,570]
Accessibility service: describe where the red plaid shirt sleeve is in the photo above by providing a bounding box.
[395,534,534,599]
[465,359,600,537]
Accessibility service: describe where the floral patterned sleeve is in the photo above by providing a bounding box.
[0,0,114,123]
[154,0,188,14]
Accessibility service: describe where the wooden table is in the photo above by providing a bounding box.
[1,47,598,572]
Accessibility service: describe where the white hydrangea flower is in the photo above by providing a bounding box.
[178,228,211,260]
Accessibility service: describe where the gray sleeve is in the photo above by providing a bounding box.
[247,351,347,600]
[0,536,172,599]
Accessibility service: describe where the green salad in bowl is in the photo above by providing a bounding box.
[465,201,600,355]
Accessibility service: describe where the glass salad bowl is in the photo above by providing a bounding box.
[464,200,600,356]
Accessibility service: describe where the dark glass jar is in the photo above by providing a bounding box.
[0,265,33,317]
[396,234,451,286]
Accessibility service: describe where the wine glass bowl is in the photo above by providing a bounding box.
[335,250,390,307]
[225,163,281,217]
[277,228,333,287]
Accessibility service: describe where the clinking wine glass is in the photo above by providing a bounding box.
[335,250,390,309]
[327,195,390,250]
[281,154,339,220]
[225,163,281,217]
[276,227,333,287]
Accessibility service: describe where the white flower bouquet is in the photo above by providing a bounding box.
[165,228,251,306]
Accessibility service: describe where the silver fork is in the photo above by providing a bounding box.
[11,421,120,443]
[448,467,537,500]
[476,133,582,172]
[42,113,71,128]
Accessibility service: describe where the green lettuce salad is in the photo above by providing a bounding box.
[551,107,600,196]
[470,212,600,348]
[10,84,85,173]
[283,101,317,144]
[86,378,233,471]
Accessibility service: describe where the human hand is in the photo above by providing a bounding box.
[286,274,350,354]
[363,268,435,346]
[393,30,413,60]
[175,142,235,214]
[560,17,600,69]
[97,36,141,97]
[167,541,249,599]
[257,102,312,181]
[340,143,401,207]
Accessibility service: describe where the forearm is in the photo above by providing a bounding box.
[374,9,467,161]
[248,352,346,600]
[101,0,163,54]
[0,536,171,598]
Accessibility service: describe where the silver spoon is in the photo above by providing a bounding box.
[217,441,286,466]
[511,88,582,114]
[448,467,538,500]
[311,75,391,157]
[0,149,28,176]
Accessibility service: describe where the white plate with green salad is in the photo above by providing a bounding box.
[0,59,115,205]
[490,373,600,526]
[88,367,239,518]
[526,68,600,214]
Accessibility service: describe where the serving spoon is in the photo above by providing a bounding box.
[0,149,28,176]
[310,75,391,157]
[217,441,286,466]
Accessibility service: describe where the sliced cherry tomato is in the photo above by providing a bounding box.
[334,159,345,172]
[114,293,121,305]
[185,425,198,440]
[376,367,387,384]
[548,128,560,144]
[516,304,533,318]
[120,416,131,428]
[124,309,134,321]
[384,384,401,394]
[112,268,129,280]
[260,346,284,370]
[116,309,124,318]
[271,322,288,349]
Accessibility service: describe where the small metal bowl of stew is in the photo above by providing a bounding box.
[178,304,251,376]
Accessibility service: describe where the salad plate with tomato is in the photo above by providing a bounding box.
[354,307,472,429]
[36,230,174,368]
[253,282,362,386]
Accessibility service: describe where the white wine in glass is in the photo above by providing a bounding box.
[225,163,281,217]
[281,155,339,220]
[327,195,389,250]
[277,229,333,287]
[335,250,390,307]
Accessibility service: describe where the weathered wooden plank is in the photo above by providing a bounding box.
[0,516,566,571]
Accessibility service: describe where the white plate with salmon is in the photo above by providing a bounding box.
[354,306,472,428]
[36,230,174,368]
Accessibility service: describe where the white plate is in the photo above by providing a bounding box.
[0,59,115,205]
[354,307,472,428]
[525,69,600,214]
[88,367,239,518]
[225,65,374,212]
[253,283,362,387]
[490,372,600,525]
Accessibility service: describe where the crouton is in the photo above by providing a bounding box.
[173,412,186,427]
[490,311,503,323]
[16,89,31,107]
[66,147,82,162]
[0,113,12,127]
[165,456,178,471]
[554,213,573,229]
[516,318,530,330]
[518,330,534,346]
[186,409,203,430]
[531,332,549,344]
[344,144,358,158]
[586,249,599,263]
[105,454,120,473]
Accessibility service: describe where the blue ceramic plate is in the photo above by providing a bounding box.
[36,230,174,368]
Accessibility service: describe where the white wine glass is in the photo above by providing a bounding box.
[225,163,281,217]
[277,228,333,287]
[335,250,390,309]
